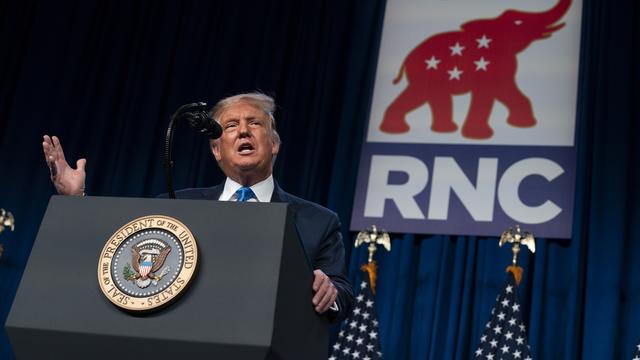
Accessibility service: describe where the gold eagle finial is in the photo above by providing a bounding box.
[355,225,391,294]
[355,225,391,264]
[0,208,15,234]
[499,224,535,285]
[0,208,15,259]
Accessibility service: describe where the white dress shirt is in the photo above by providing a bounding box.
[218,175,274,202]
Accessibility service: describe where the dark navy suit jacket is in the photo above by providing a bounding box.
[167,182,354,322]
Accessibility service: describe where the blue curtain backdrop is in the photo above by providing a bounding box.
[0,0,637,359]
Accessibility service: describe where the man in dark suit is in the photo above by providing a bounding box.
[42,92,354,322]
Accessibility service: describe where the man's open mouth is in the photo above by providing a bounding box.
[237,143,255,154]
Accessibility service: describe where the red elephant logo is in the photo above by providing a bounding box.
[379,0,572,139]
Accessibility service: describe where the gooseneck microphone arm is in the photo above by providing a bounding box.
[164,102,223,199]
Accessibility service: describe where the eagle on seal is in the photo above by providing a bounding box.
[130,239,172,286]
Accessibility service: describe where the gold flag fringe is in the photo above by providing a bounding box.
[506,265,523,286]
[361,261,378,294]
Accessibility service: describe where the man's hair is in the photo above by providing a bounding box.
[210,92,281,145]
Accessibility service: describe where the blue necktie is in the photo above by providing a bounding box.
[235,187,256,202]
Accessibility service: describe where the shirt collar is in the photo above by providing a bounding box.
[219,175,274,203]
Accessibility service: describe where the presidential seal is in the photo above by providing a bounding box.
[97,215,198,311]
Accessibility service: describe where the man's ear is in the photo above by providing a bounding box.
[271,140,280,156]
[211,140,222,161]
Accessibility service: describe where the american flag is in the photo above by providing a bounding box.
[632,342,640,359]
[329,277,382,360]
[474,271,533,360]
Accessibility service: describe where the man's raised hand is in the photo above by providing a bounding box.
[42,135,86,196]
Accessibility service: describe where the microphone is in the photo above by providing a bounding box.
[176,102,222,140]
[164,101,222,199]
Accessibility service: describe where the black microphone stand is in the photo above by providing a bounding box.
[164,102,221,199]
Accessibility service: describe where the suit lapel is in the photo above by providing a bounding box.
[271,182,285,203]
[272,182,298,218]
[203,182,224,200]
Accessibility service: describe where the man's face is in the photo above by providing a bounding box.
[211,102,279,184]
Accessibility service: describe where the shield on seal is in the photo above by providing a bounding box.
[139,258,153,277]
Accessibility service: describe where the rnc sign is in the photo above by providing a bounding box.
[350,0,582,238]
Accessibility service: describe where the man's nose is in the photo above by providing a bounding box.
[238,120,250,136]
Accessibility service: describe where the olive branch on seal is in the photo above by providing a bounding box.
[123,263,136,281]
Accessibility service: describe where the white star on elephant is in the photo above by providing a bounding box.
[476,34,492,48]
[474,57,490,71]
[424,55,440,69]
[447,66,463,80]
[449,42,465,56]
